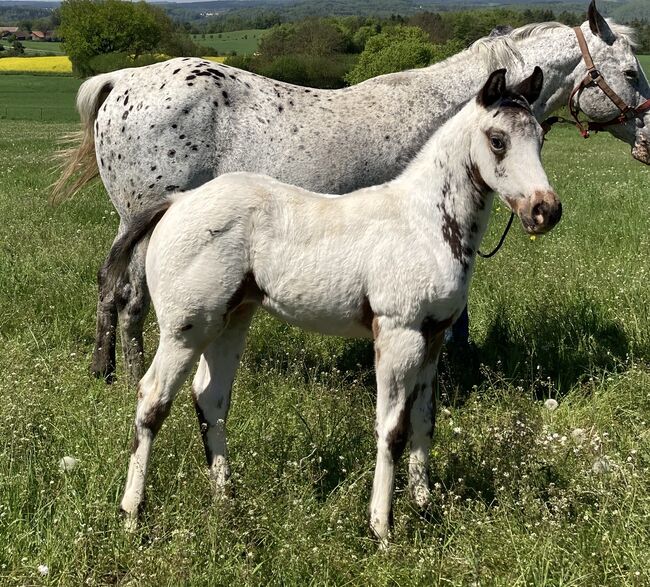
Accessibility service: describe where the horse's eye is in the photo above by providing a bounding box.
[490,136,505,151]
[624,70,638,81]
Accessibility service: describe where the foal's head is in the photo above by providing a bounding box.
[471,67,561,235]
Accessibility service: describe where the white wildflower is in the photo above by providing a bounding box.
[59,456,78,472]
[592,457,612,475]
[37,565,49,576]
[571,428,586,444]
[544,399,559,412]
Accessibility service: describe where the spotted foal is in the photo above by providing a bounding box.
[107,68,561,544]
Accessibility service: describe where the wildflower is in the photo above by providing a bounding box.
[59,456,78,472]
[592,457,612,475]
[544,398,559,412]
[37,565,49,576]
[452,426,462,435]
[571,428,586,444]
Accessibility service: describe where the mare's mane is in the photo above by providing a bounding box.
[465,19,637,71]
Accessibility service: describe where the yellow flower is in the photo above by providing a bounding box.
[530,235,537,241]
[0,56,72,73]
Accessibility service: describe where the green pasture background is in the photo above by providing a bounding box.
[0,67,649,585]
[191,29,263,55]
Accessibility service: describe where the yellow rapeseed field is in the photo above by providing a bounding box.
[0,56,72,73]
[203,56,226,63]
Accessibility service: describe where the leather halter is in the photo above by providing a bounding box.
[565,26,650,138]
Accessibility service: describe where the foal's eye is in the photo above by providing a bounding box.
[490,136,505,151]
[624,70,638,81]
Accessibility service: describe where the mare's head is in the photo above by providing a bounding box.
[471,67,561,235]
[575,1,650,163]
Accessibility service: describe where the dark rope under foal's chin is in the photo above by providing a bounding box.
[477,212,515,258]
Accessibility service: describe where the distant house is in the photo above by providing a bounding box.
[31,30,53,41]
[0,27,18,39]
[13,30,31,41]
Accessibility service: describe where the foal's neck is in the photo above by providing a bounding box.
[395,109,494,270]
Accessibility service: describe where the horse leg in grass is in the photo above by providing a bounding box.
[120,334,198,530]
[408,329,445,509]
[91,259,118,382]
[369,322,425,545]
[116,238,151,385]
[192,305,255,497]
[90,224,130,382]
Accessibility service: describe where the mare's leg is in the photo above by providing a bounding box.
[90,227,125,383]
[408,328,445,508]
[116,237,151,385]
[370,321,425,544]
[449,305,469,344]
[120,333,199,529]
[192,305,255,496]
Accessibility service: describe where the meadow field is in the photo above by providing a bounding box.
[0,40,65,56]
[0,71,650,585]
[191,29,263,55]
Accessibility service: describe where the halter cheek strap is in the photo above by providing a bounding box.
[544,26,650,139]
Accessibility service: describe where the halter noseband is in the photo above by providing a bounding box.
[544,26,650,139]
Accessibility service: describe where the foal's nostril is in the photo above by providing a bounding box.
[532,201,547,225]
[550,201,563,226]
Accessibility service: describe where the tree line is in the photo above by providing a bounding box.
[11,0,649,83]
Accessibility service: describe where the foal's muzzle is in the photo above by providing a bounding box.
[510,190,562,235]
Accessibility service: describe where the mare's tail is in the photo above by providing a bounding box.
[50,70,126,205]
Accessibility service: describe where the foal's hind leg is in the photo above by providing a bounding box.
[192,305,255,497]
[408,329,445,508]
[120,334,199,529]
[115,238,151,385]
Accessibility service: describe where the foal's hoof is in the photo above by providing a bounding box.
[121,508,139,533]
[410,485,432,510]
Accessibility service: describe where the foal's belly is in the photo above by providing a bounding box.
[260,292,372,339]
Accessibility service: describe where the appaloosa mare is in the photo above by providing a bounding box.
[53,2,650,382]
[105,68,561,543]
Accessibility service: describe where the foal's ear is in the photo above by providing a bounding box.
[514,66,544,105]
[588,0,615,44]
[478,69,507,108]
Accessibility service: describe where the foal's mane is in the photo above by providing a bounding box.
[467,19,637,71]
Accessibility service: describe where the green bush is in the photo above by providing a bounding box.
[86,52,166,75]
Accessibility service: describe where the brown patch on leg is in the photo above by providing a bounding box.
[421,317,452,366]
[130,424,139,454]
[141,401,172,435]
[386,392,418,461]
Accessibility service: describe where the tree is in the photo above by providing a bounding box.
[59,0,176,76]
[344,26,436,85]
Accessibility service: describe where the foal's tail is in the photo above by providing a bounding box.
[50,70,125,206]
[103,199,173,292]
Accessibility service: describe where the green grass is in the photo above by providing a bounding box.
[0,40,65,56]
[192,29,264,55]
[0,74,81,121]
[1,91,650,584]
[638,54,650,77]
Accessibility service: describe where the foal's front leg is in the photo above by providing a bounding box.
[370,322,425,544]
[409,327,445,508]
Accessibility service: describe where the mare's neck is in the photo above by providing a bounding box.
[358,24,582,123]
